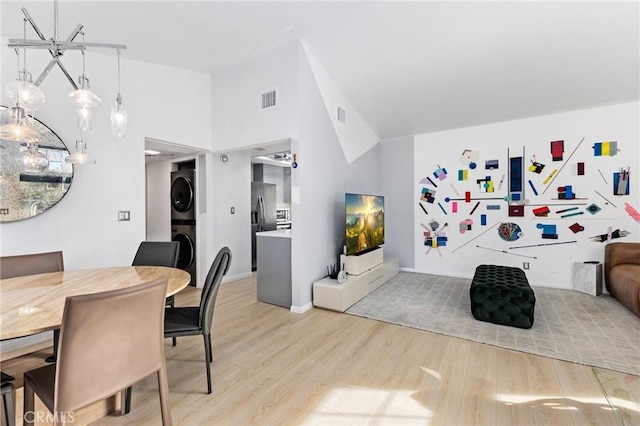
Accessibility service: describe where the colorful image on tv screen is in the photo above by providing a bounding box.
[345,193,384,256]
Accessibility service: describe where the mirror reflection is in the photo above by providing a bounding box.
[0,106,73,222]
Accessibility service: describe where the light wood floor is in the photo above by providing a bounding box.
[2,275,638,425]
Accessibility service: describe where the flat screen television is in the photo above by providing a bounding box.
[345,193,384,256]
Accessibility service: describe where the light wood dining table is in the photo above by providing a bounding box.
[0,266,191,340]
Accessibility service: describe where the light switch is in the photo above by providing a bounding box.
[230,207,235,214]
[118,210,130,221]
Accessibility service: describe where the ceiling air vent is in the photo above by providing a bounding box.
[261,90,277,109]
[337,107,346,124]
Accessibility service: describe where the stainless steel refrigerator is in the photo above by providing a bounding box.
[251,182,277,271]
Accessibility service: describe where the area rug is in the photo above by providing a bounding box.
[346,272,640,376]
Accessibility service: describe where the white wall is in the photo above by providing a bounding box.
[411,102,640,288]
[291,44,381,311]
[210,149,253,281]
[0,40,212,270]
[379,136,415,268]
[302,42,380,164]
[211,41,300,152]
[145,159,172,241]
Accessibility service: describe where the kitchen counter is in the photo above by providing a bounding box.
[256,230,292,308]
[256,229,291,238]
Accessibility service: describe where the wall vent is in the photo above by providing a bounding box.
[337,107,347,124]
[261,90,277,109]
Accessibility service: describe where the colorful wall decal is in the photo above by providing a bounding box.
[543,169,558,185]
[528,180,538,196]
[422,221,448,253]
[561,211,583,218]
[556,207,579,214]
[459,219,473,234]
[509,240,576,249]
[533,206,550,217]
[586,203,601,215]
[458,170,468,181]
[550,140,564,161]
[528,155,545,173]
[460,149,479,169]
[593,141,619,156]
[485,159,499,170]
[419,176,438,187]
[590,228,630,242]
[419,203,429,216]
[480,214,487,226]
[476,245,537,259]
[449,183,460,195]
[577,162,585,175]
[433,165,448,181]
[487,204,501,210]
[438,202,448,215]
[469,201,481,215]
[451,202,458,213]
[598,169,608,184]
[536,223,558,239]
[497,173,506,190]
[624,203,640,222]
[594,190,617,208]
[477,176,495,193]
[498,222,523,241]
[613,167,630,195]
[420,187,436,204]
[569,223,585,233]
[508,205,525,217]
[541,137,586,194]
[557,185,575,200]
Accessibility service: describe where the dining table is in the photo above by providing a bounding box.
[0,266,191,341]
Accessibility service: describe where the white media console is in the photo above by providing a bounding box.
[313,248,399,312]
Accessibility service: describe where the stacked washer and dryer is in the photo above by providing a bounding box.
[170,169,196,285]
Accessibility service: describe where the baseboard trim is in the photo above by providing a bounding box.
[290,302,313,314]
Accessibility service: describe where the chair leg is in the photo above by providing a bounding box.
[203,334,212,394]
[157,368,173,426]
[2,384,15,426]
[123,386,132,414]
[23,382,34,426]
[208,335,213,363]
[172,337,177,347]
[45,329,60,363]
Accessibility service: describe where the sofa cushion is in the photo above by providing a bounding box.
[607,264,640,317]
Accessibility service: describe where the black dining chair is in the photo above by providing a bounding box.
[132,241,180,310]
[1,372,15,426]
[164,246,232,394]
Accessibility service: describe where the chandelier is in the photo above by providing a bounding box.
[1,0,127,166]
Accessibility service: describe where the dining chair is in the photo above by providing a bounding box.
[0,251,64,363]
[164,246,232,394]
[23,278,172,426]
[1,372,15,426]
[132,241,181,310]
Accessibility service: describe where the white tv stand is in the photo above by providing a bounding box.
[339,247,384,276]
[313,256,399,312]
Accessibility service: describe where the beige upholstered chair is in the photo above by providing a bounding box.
[0,250,64,279]
[0,251,64,362]
[23,278,172,426]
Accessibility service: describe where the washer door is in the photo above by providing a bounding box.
[172,233,195,269]
[171,176,194,213]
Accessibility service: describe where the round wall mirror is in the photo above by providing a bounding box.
[0,105,74,222]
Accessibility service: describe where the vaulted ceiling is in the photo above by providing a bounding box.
[2,1,638,140]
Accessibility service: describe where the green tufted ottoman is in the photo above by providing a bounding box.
[470,264,536,329]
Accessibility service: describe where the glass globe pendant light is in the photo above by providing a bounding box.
[4,20,45,112]
[19,142,49,174]
[110,49,127,137]
[0,104,40,143]
[65,134,96,165]
[68,46,102,112]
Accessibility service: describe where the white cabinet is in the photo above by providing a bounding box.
[313,258,399,312]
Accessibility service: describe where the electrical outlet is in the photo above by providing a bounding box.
[230,207,235,214]
[118,210,130,221]
[0,208,8,215]
[523,262,530,270]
